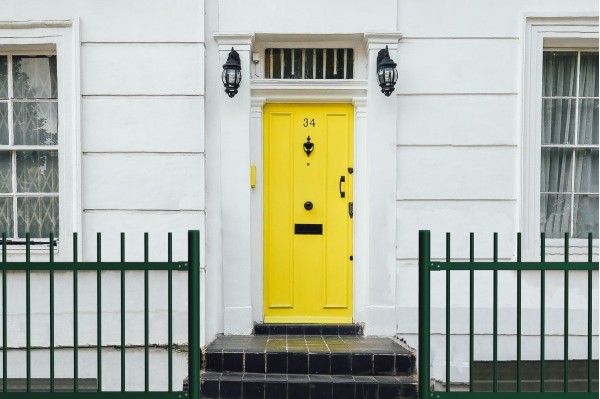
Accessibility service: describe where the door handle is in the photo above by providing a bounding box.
[339,176,346,198]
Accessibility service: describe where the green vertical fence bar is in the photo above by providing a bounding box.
[49,233,55,393]
[588,232,593,393]
[446,232,451,392]
[121,233,126,392]
[188,230,201,399]
[2,233,6,393]
[26,233,30,392]
[418,230,431,399]
[469,232,474,392]
[168,233,173,392]
[97,233,102,392]
[73,233,78,392]
[564,233,569,392]
[540,232,545,392]
[144,233,149,393]
[516,232,522,392]
[493,232,498,392]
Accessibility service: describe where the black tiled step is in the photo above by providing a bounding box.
[199,372,417,399]
[203,335,415,376]
[254,323,363,336]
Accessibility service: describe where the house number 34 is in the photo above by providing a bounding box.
[303,118,316,127]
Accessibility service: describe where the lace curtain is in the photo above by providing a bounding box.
[541,52,599,238]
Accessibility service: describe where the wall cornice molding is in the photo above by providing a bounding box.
[363,32,402,50]
[214,33,254,49]
[0,20,74,29]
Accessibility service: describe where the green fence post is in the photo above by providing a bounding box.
[188,230,201,399]
[445,232,451,392]
[73,232,79,393]
[168,232,174,392]
[50,233,55,393]
[419,230,431,399]
[26,233,30,393]
[2,233,6,394]
[120,233,126,392]
[588,232,593,393]
[469,232,474,392]
[96,233,102,392]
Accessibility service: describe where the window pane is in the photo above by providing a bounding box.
[573,194,599,238]
[346,49,354,79]
[578,99,599,144]
[541,194,571,238]
[541,148,573,192]
[291,49,302,78]
[16,151,58,193]
[542,99,576,144]
[315,49,324,79]
[574,149,599,193]
[0,152,11,193]
[283,49,292,78]
[0,103,7,145]
[0,197,12,235]
[272,49,281,79]
[579,52,599,97]
[0,56,7,99]
[12,56,58,99]
[543,52,577,97]
[325,49,335,79]
[17,196,58,238]
[13,102,58,145]
[304,49,314,79]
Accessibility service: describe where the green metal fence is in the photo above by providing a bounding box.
[419,230,598,399]
[0,230,200,399]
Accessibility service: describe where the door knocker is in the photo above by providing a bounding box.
[303,136,314,157]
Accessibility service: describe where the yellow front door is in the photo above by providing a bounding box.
[264,103,353,323]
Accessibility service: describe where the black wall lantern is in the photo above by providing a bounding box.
[376,45,398,97]
[222,47,242,98]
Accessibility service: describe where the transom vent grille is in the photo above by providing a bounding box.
[265,48,354,79]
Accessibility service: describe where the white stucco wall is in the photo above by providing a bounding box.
[0,0,205,390]
[394,0,599,383]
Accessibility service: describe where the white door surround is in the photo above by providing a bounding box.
[215,32,401,336]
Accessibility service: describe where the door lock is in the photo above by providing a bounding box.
[304,201,313,211]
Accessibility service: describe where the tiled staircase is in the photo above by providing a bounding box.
[194,324,418,399]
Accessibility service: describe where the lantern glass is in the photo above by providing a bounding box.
[222,68,240,85]
[377,66,396,86]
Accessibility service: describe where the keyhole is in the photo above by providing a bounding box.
[304,201,313,211]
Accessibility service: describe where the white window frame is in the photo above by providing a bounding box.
[251,34,367,80]
[522,16,599,259]
[0,20,81,260]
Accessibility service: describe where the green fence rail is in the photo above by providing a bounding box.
[0,230,200,399]
[419,230,598,399]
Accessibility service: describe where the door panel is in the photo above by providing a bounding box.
[264,104,353,323]
[266,112,294,308]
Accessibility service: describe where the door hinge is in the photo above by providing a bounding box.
[348,202,353,219]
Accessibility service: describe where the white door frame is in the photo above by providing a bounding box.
[249,81,369,326]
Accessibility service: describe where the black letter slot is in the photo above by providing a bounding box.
[294,224,323,235]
